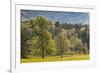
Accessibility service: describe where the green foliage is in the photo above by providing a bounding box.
[70,36,83,53]
[28,16,57,58]
[54,32,71,58]
[21,16,89,59]
[21,21,34,58]
[45,39,57,56]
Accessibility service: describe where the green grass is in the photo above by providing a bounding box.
[21,54,89,63]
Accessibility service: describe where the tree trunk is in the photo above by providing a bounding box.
[42,45,45,59]
[41,37,45,59]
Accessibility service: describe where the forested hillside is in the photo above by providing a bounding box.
[21,16,89,62]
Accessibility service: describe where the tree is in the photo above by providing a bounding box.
[21,21,34,58]
[82,43,89,54]
[79,26,89,50]
[71,37,83,53]
[54,31,71,58]
[29,16,56,58]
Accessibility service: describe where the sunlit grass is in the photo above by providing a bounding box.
[21,54,89,63]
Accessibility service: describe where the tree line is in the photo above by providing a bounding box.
[21,16,89,59]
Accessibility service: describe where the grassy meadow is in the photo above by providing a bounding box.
[21,54,89,63]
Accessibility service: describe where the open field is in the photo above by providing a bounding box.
[21,54,89,63]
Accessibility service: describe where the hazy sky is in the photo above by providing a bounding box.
[21,10,90,24]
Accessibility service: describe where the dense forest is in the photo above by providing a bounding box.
[21,16,89,59]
